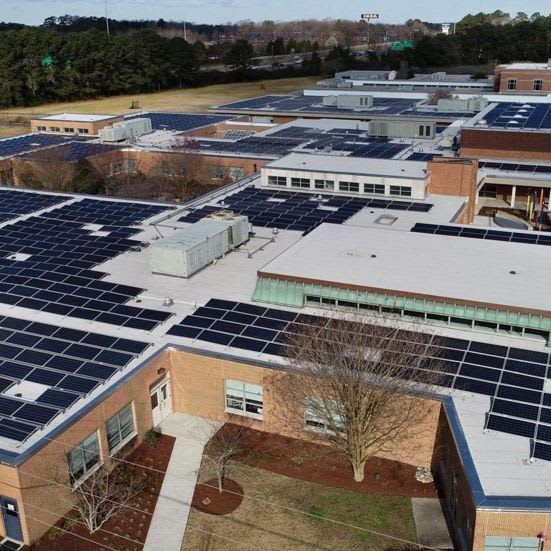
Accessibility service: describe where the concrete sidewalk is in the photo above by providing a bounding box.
[412,498,454,550]
[143,413,216,551]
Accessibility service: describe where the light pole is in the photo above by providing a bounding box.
[105,0,110,35]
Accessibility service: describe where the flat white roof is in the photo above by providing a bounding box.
[502,63,551,71]
[265,153,428,179]
[36,113,118,122]
[258,223,551,315]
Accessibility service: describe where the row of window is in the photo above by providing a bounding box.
[67,403,135,483]
[507,78,544,91]
[36,126,90,134]
[267,175,412,197]
[305,295,548,342]
[224,379,342,432]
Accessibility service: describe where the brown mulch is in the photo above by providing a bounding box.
[191,478,244,515]
[26,433,175,551]
[231,426,437,498]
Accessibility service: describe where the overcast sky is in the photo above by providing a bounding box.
[5,0,551,26]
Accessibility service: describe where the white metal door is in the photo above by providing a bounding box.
[150,376,172,427]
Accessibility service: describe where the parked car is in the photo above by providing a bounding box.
[294,56,303,64]
[272,62,286,69]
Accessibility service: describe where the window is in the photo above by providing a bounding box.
[291,177,310,189]
[225,379,263,418]
[36,125,46,132]
[112,161,123,175]
[64,127,75,134]
[419,125,425,137]
[425,125,431,136]
[389,185,412,197]
[106,403,136,454]
[534,79,543,91]
[507,79,517,91]
[339,181,359,193]
[49,127,60,133]
[228,166,244,181]
[67,432,101,483]
[211,165,228,179]
[305,398,345,432]
[124,158,138,174]
[314,179,334,190]
[267,175,287,187]
[78,128,89,134]
[364,183,385,194]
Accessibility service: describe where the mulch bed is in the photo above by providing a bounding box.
[232,427,437,498]
[191,478,244,515]
[26,433,175,551]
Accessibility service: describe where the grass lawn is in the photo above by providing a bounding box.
[0,76,321,118]
[182,460,417,551]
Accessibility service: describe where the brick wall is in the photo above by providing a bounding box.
[427,157,478,223]
[11,351,171,544]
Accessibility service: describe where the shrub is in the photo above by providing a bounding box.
[143,429,158,448]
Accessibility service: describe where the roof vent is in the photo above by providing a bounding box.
[163,297,174,307]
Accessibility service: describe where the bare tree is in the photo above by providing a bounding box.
[155,137,210,202]
[57,465,148,534]
[202,422,247,493]
[276,316,442,482]
[16,147,77,192]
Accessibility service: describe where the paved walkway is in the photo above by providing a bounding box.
[143,413,217,551]
[411,498,454,550]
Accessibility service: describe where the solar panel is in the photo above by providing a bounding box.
[180,187,432,233]
[125,112,231,132]
[167,297,551,462]
[411,223,551,246]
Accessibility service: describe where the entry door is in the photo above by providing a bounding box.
[150,377,172,427]
[0,496,23,542]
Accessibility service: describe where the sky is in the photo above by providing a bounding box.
[4,0,551,26]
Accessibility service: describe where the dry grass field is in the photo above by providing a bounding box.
[0,76,319,139]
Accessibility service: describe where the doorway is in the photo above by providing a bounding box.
[150,376,173,427]
[0,496,23,542]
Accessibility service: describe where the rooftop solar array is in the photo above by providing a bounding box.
[168,298,551,463]
[216,94,476,120]
[483,103,551,130]
[0,189,67,224]
[18,142,121,162]
[0,315,149,443]
[406,152,443,162]
[411,223,551,246]
[179,187,432,232]
[125,112,231,132]
[0,197,174,330]
[41,198,173,226]
[0,134,91,159]
[479,161,551,175]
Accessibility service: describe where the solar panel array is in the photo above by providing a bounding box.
[0,198,174,329]
[217,94,476,119]
[0,315,149,442]
[0,134,91,159]
[483,103,551,130]
[0,190,66,224]
[18,142,122,162]
[125,112,231,132]
[179,187,432,232]
[168,298,551,462]
[479,161,551,175]
[406,152,443,162]
[411,223,551,246]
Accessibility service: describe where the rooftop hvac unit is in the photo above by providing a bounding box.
[150,213,248,278]
[323,95,338,107]
[100,118,152,142]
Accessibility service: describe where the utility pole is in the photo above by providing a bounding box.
[105,0,110,35]
[184,18,187,42]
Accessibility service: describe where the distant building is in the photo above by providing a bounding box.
[495,62,551,94]
[441,23,451,35]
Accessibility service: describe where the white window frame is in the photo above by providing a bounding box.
[534,79,543,91]
[339,181,360,193]
[314,179,334,190]
[290,177,311,189]
[224,379,263,420]
[364,183,385,195]
[507,79,517,91]
[305,397,345,434]
[389,185,412,197]
[106,402,137,455]
[67,431,102,486]
[267,175,287,187]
